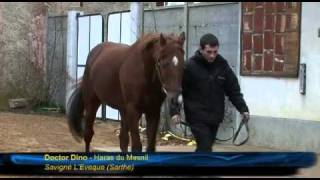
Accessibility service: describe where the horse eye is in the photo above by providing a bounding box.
[162,61,170,68]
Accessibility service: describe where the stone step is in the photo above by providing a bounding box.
[8,98,29,109]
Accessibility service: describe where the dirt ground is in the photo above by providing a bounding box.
[0,111,195,153]
[0,112,121,152]
[0,111,319,177]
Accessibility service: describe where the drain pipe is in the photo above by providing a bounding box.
[184,2,189,59]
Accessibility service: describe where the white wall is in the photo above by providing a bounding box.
[239,2,320,121]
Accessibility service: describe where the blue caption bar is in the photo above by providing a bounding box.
[0,152,316,176]
[0,152,315,167]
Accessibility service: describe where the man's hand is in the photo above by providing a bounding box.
[241,112,250,122]
[171,114,182,124]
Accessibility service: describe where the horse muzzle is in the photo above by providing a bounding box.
[165,88,182,99]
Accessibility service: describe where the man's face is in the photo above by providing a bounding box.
[200,45,219,63]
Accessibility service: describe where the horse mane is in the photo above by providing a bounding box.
[131,33,176,51]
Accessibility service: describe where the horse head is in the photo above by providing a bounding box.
[151,32,185,100]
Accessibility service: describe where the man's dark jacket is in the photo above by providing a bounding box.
[171,50,249,125]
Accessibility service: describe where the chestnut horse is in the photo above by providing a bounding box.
[67,32,185,152]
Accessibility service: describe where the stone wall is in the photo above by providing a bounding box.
[0,2,47,109]
[0,2,131,110]
[46,2,130,16]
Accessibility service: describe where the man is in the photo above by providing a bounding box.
[170,33,250,152]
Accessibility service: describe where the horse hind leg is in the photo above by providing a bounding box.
[84,98,100,152]
[119,110,129,152]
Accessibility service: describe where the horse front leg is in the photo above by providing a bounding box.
[126,104,142,152]
[145,109,161,152]
[119,110,129,152]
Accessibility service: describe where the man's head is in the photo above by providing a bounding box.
[199,33,219,63]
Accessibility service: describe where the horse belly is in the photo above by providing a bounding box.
[89,43,129,110]
[92,71,123,110]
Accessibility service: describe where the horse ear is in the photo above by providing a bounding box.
[160,33,166,46]
[178,32,185,46]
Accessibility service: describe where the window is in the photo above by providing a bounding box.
[156,2,201,7]
[165,2,185,6]
[240,2,301,77]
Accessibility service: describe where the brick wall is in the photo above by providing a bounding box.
[241,2,301,77]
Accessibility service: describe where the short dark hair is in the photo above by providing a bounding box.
[200,33,219,49]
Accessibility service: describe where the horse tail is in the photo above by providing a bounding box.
[67,85,85,143]
[67,43,103,142]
